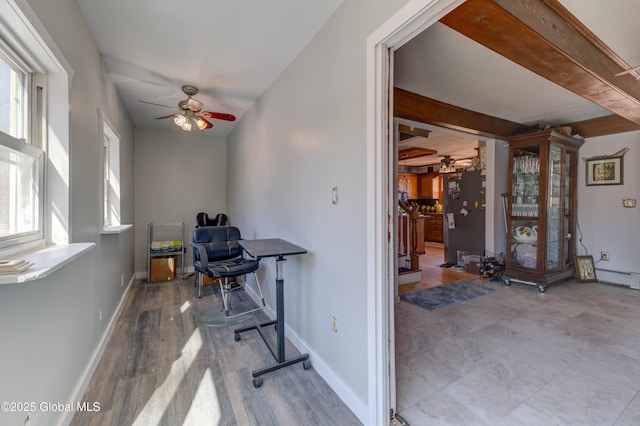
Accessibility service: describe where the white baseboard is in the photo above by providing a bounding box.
[59,274,135,426]
[243,285,367,423]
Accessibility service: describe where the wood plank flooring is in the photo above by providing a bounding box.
[71,277,361,426]
[399,246,479,295]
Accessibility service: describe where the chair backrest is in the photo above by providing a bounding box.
[196,212,230,227]
[214,213,229,226]
[192,226,243,262]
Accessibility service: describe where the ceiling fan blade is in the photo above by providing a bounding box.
[615,64,640,76]
[139,100,179,110]
[201,111,236,121]
[156,114,176,120]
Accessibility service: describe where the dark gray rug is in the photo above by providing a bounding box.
[400,279,498,311]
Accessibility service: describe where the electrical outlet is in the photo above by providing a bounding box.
[99,310,103,321]
[332,316,338,333]
[600,251,610,261]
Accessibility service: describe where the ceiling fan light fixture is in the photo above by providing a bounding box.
[181,119,193,132]
[194,116,209,130]
[439,164,456,174]
[173,113,187,127]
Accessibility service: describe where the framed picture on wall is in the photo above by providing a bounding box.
[575,255,597,283]
[586,157,623,186]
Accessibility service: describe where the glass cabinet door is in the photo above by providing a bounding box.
[546,145,562,270]
[510,147,540,270]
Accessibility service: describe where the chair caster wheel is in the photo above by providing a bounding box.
[253,377,263,388]
[234,333,241,342]
[303,359,312,370]
[538,284,547,293]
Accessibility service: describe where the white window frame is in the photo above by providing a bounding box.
[0,32,45,250]
[98,110,121,229]
[0,0,72,258]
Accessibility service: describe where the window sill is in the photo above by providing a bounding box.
[100,224,133,235]
[0,243,96,285]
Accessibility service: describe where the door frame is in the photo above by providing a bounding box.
[365,0,465,423]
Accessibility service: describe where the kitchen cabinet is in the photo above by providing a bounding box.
[504,129,583,292]
[398,173,418,199]
[417,173,443,201]
[423,214,443,243]
[418,173,432,198]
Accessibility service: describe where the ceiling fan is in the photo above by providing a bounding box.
[439,155,455,166]
[438,155,457,173]
[139,85,236,131]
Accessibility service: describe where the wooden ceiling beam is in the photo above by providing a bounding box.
[398,124,431,139]
[440,0,640,125]
[394,87,526,138]
[566,115,640,138]
[398,147,438,160]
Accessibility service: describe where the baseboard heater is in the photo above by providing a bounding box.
[594,267,640,290]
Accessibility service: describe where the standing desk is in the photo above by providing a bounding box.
[235,238,311,388]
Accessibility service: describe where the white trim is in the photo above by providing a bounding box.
[0,242,95,285]
[100,224,133,234]
[60,274,136,426]
[243,285,368,423]
[366,0,465,423]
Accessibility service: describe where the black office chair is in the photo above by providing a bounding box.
[191,226,265,322]
[196,212,229,227]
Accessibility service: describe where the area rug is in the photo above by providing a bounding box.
[399,279,498,311]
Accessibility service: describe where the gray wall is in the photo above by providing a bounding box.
[133,126,228,275]
[227,0,409,418]
[0,0,135,424]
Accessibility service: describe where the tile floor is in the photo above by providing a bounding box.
[394,279,640,425]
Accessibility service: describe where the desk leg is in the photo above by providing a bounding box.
[233,255,311,388]
[276,277,285,362]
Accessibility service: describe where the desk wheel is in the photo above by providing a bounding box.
[253,377,263,388]
[303,359,312,370]
[234,333,241,341]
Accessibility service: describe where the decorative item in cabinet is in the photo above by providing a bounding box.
[503,129,583,292]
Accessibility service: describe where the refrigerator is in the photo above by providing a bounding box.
[443,170,486,265]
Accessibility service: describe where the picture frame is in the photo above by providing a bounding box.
[586,157,623,186]
[575,255,597,283]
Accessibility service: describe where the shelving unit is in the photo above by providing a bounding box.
[503,129,583,292]
[147,222,185,282]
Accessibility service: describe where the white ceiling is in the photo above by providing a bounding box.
[77,0,639,149]
[77,0,343,137]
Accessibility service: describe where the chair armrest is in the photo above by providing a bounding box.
[190,242,210,265]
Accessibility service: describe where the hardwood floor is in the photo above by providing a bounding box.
[398,246,478,295]
[71,277,361,426]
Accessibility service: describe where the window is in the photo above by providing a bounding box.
[0,0,72,256]
[0,44,44,249]
[100,112,121,228]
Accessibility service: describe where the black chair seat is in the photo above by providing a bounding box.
[197,256,259,279]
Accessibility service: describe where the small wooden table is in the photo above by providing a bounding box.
[235,238,311,387]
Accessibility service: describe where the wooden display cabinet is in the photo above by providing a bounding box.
[503,129,583,292]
